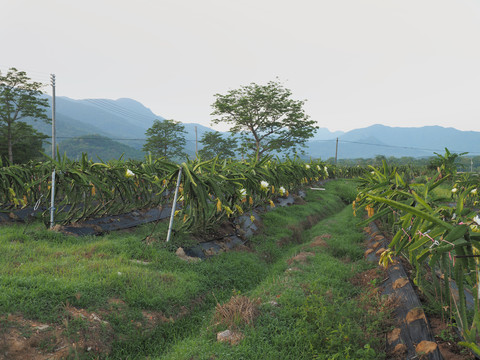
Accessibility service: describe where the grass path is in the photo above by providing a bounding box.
[159,195,391,360]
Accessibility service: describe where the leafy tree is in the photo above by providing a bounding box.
[0,68,50,163]
[374,155,387,166]
[0,122,48,163]
[211,80,318,159]
[198,131,237,159]
[429,148,467,177]
[143,119,187,159]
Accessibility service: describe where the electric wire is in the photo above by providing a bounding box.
[55,136,197,142]
[0,65,51,83]
[81,99,160,123]
[310,139,479,155]
[2,66,479,155]
[83,98,159,121]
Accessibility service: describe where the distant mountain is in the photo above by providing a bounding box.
[25,96,214,160]
[58,134,145,161]
[311,127,344,140]
[181,122,219,156]
[307,124,480,160]
[341,124,477,153]
[23,96,158,151]
[25,95,480,161]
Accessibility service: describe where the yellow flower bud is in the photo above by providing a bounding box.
[234,204,244,215]
[224,206,233,217]
[379,249,394,269]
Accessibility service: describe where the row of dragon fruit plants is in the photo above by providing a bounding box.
[355,155,480,355]
[0,153,351,231]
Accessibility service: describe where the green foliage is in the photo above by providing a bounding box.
[429,147,468,176]
[143,119,187,160]
[198,131,237,159]
[0,122,48,163]
[356,155,480,355]
[211,80,318,159]
[324,179,359,203]
[0,67,50,163]
[0,154,332,234]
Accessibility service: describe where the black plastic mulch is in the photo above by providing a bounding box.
[365,222,443,360]
[54,207,173,236]
[0,207,45,223]
[1,192,303,259]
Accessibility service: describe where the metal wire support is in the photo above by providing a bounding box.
[49,74,56,229]
[166,167,183,242]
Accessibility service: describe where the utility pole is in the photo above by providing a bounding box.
[335,137,338,165]
[49,74,56,229]
[51,74,56,159]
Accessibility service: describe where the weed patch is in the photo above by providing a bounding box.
[213,295,261,330]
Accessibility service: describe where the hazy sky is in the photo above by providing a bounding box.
[2,0,480,133]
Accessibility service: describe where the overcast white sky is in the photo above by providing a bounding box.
[2,0,480,133]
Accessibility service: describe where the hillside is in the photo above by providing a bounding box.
[24,95,480,160]
[308,124,480,160]
[58,134,145,161]
[25,96,213,160]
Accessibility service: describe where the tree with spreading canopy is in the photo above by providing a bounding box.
[211,80,318,159]
[198,131,237,159]
[143,119,187,160]
[0,67,50,163]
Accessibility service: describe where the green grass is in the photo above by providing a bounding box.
[159,185,390,360]
[0,180,391,359]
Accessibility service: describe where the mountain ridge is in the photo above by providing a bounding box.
[23,95,480,160]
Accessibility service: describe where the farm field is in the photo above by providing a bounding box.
[0,180,394,359]
[3,5,480,358]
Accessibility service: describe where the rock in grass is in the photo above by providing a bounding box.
[216,329,244,345]
[415,340,438,355]
[34,324,49,331]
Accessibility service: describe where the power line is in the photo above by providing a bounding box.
[52,136,480,155]
[338,139,478,155]
[312,138,480,155]
[0,65,51,83]
[85,99,158,120]
[56,136,197,142]
[57,136,146,141]
[2,65,478,155]
[82,98,159,123]
[80,100,149,123]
